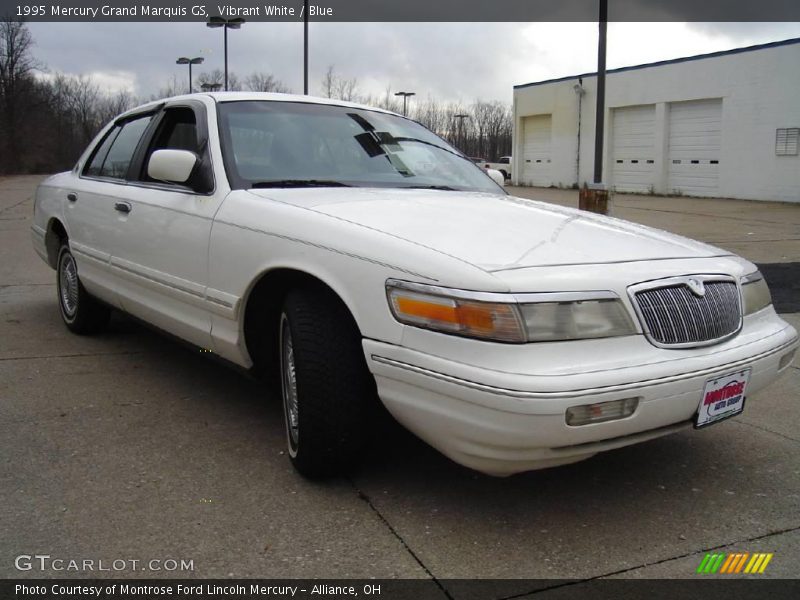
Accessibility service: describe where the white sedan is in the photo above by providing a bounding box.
[31,93,798,477]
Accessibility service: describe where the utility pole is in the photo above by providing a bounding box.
[303,0,309,94]
[593,0,607,184]
[579,0,609,214]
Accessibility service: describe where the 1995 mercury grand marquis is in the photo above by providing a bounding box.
[32,93,798,477]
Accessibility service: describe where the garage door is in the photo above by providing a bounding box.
[521,115,552,187]
[611,105,656,193]
[668,99,722,197]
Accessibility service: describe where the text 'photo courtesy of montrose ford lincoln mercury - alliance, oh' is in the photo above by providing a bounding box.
[31,92,798,477]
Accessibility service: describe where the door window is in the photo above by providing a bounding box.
[140,107,200,183]
[94,115,153,180]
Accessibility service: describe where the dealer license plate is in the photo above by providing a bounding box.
[695,369,750,428]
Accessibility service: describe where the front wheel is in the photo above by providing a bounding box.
[279,287,375,478]
[57,243,110,334]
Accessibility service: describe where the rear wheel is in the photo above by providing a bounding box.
[279,287,375,478]
[57,243,110,334]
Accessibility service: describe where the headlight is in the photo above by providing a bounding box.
[519,298,636,342]
[386,280,636,343]
[741,271,772,315]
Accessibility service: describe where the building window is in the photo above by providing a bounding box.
[775,128,799,156]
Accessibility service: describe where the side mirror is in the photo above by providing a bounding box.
[487,168,505,187]
[147,149,198,184]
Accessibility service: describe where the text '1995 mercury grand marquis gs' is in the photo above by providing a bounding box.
[31,93,798,477]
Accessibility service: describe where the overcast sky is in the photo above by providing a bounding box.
[27,21,800,104]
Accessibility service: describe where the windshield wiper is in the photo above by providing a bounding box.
[405,185,458,191]
[251,179,352,189]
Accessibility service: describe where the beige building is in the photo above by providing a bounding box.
[512,38,800,202]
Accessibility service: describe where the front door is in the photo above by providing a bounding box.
[107,102,225,350]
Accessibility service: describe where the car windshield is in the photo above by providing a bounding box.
[217,100,504,193]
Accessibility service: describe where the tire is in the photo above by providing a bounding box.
[500,170,509,180]
[279,286,375,478]
[56,243,110,334]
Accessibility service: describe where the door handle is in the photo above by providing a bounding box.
[114,201,132,214]
[67,193,78,202]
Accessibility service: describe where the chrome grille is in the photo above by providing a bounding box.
[633,279,741,347]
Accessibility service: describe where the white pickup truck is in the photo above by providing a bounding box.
[479,156,512,180]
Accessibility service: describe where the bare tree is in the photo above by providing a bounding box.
[0,18,39,172]
[321,64,336,98]
[318,64,360,102]
[244,72,291,93]
[375,85,401,112]
[196,69,241,91]
[152,75,185,100]
[66,75,101,144]
[335,76,359,102]
[0,20,514,175]
[413,96,445,135]
[96,89,135,126]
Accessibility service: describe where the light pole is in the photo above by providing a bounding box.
[454,113,469,153]
[394,91,415,116]
[578,0,609,215]
[593,0,607,185]
[176,56,204,94]
[206,16,245,91]
[303,0,309,94]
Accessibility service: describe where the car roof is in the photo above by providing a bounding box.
[118,91,401,121]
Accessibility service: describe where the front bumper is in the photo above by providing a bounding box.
[363,309,798,476]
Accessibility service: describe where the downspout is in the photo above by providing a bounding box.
[576,77,583,188]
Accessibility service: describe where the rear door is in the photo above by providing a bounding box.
[107,101,224,349]
[66,113,156,307]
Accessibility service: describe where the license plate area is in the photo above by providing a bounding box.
[694,369,750,429]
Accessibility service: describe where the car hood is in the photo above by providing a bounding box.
[246,188,729,271]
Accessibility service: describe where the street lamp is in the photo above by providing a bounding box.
[206,16,245,91]
[394,91,415,116]
[176,56,204,94]
[454,113,469,152]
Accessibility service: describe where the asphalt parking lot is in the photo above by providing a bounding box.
[1,176,798,591]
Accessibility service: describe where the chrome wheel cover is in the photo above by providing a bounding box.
[280,314,300,455]
[59,253,79,318]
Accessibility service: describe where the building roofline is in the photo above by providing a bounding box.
[513,37,800,90]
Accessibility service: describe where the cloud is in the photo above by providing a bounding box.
[36,70,138,93]
[26,21,800,105]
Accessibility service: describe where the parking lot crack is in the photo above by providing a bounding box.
[0,195,32,215]
[347,478,454,600]
[0,350,146,362]
[498,523,800,598]
[731,419,800,445]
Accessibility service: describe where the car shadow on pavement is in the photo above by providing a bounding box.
[12,305,794,581]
